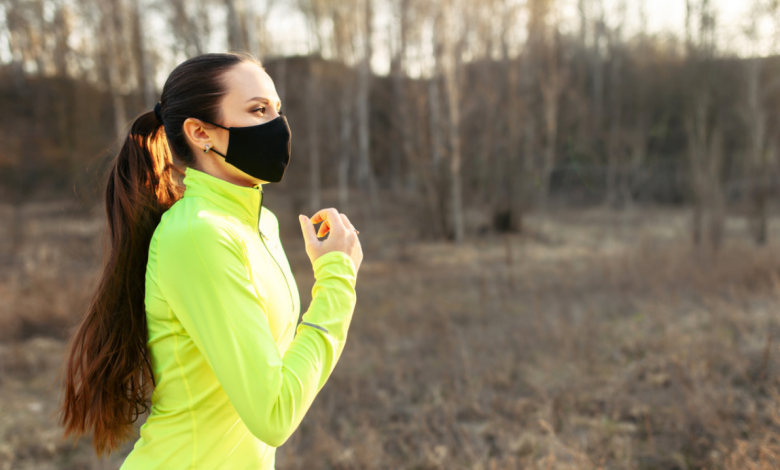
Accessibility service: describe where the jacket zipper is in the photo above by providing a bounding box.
[257,188,295,313]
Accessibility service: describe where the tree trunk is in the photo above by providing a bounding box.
[743,57,770,245]
[338,80,353,211]
[244,0,260,58]
[226,0,247,51]
[356,0,377,206]
[100,0,128,138]
[539,32,565,212]
[685,89,724,254]
[605,1,626,208]
[441,0,464,243]
[131,0,156,108]
[307,66,321,212]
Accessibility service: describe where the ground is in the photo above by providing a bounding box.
[1,198,779,469]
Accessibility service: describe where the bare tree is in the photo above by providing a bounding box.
[526,0,568,211]
[738,0,779,245]
[300,0,326,212]
[685,0,725,253]
[307,62,321,212]
[578,0,606,166]
[97,0,134,137]
[226,0,248,51]
[418,5,449,239]
[389,0,414,195]
[489,0,523,232]
[299,0,325,54]
[338,80,355,211]
[331,3,356,211]
[604,0,627,208]
[428,10,445,175]
[131,0,156,108]
[440,0,465,242]
[619,0,650,209]
[167,0,207,57]
[243,0,261,58]
[356,0,378,207]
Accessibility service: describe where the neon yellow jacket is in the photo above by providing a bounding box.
[120,167,358,469]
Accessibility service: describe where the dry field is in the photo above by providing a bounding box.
[2,197,780,470]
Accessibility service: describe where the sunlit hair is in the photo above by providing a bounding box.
[59,51,263,454]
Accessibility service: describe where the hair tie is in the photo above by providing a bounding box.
[153,102,163,123]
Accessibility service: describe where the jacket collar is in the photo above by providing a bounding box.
[181,166,263,226]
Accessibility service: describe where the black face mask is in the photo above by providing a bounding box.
[201,115,292,183]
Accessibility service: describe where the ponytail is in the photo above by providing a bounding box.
[59,110,184,454]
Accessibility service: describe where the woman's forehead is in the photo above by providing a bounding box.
[223,62,279,105]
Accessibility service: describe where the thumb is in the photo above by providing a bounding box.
[299,215,319,247]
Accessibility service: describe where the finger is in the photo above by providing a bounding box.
[310,208,346,232]
[309,208,331,224]
[317,220,330,238]
[299,215,319,247]
[339,213,355,231]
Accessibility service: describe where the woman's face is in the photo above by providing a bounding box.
[184,60,283,186]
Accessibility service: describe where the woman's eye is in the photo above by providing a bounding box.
[253,107,266,114]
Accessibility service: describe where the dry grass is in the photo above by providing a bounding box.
[2,200,780,469]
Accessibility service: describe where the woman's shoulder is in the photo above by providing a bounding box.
[155,197,244,249]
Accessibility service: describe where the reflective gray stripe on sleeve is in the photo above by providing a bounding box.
[301,322,329,334]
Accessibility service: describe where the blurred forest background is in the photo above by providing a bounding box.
[3,0,780,468]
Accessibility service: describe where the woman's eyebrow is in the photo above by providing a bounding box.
[246,97,281,108]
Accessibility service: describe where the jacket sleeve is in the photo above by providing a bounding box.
[157,215,357,448]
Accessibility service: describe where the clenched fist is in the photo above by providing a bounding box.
[299,208,363,274]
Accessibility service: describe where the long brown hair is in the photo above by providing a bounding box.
[59,52,261,454]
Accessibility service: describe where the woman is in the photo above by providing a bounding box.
[58,52,362,469]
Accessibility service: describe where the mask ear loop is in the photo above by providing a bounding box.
[201,119,229,130]
[199,119,229,158]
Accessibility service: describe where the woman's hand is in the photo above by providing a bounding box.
[299,208,363,273]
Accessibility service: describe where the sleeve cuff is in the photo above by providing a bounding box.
[312,250,357,279]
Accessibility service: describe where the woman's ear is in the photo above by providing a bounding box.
[182,117,215,153]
